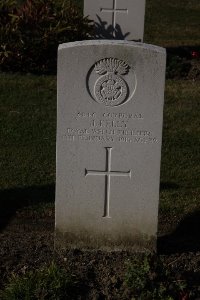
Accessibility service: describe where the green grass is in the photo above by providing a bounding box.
[0,73,56,189]
[125,254,188,300]
[159,80,200,220]
[0,263,80,300]
[145,0,200,46]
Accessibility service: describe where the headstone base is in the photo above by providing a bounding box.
[55,229,156,252]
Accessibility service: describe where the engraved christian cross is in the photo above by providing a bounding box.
[85,147,131,218]
[100,0,128,32]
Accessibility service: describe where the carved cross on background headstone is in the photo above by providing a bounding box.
[100,0,128,35]
[84,0,146,41]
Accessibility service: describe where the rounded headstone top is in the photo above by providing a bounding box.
[58,40,166,55]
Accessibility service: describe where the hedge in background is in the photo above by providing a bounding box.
[0,0,93,74]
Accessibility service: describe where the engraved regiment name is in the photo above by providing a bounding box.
[63,111,158,144]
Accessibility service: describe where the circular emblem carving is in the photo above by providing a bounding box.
[87,57,137,107]
[95,73,128,106]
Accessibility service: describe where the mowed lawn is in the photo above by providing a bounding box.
[144,0,200,46]
[0,74,56,189]
[159,80,200,232]
[0,73,200,233]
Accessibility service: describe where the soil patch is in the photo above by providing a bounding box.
[1,209,200,299]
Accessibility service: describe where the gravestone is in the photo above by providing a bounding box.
[55,40,166,251]
[84,0,146,41]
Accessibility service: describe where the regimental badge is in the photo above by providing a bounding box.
[94,58,129,107]
[87,57,137,107]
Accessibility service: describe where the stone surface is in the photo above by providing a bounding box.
[84,0,146,41]
[56,40,166,251]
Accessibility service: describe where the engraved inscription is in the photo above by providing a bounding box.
[90,119,128,128]
[63,111,159,144]
[76,112,143,120]
[85,147,131,218]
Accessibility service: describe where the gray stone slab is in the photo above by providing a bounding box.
[55,40,166,251]
[84,0,146,41]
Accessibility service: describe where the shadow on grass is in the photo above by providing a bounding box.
[158,210,200,254]
[160,181,180,190]
[165,45,200,79]
[166,45,200,58]
[1,184,200,254]
[0,184,55,231]
[93,15,131,40]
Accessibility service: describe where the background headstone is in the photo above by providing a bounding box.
[56,40,166,251]
[84,0,146,41]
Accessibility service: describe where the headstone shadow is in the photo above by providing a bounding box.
[0,184,55,231]
[158,210,200,254]
[160,181,180,190]
[165,45,200,79]
[166,45,200,58]
[93,15,130,40]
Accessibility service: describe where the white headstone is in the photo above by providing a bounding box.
[84,0,146,41]
[55,40,166,251]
